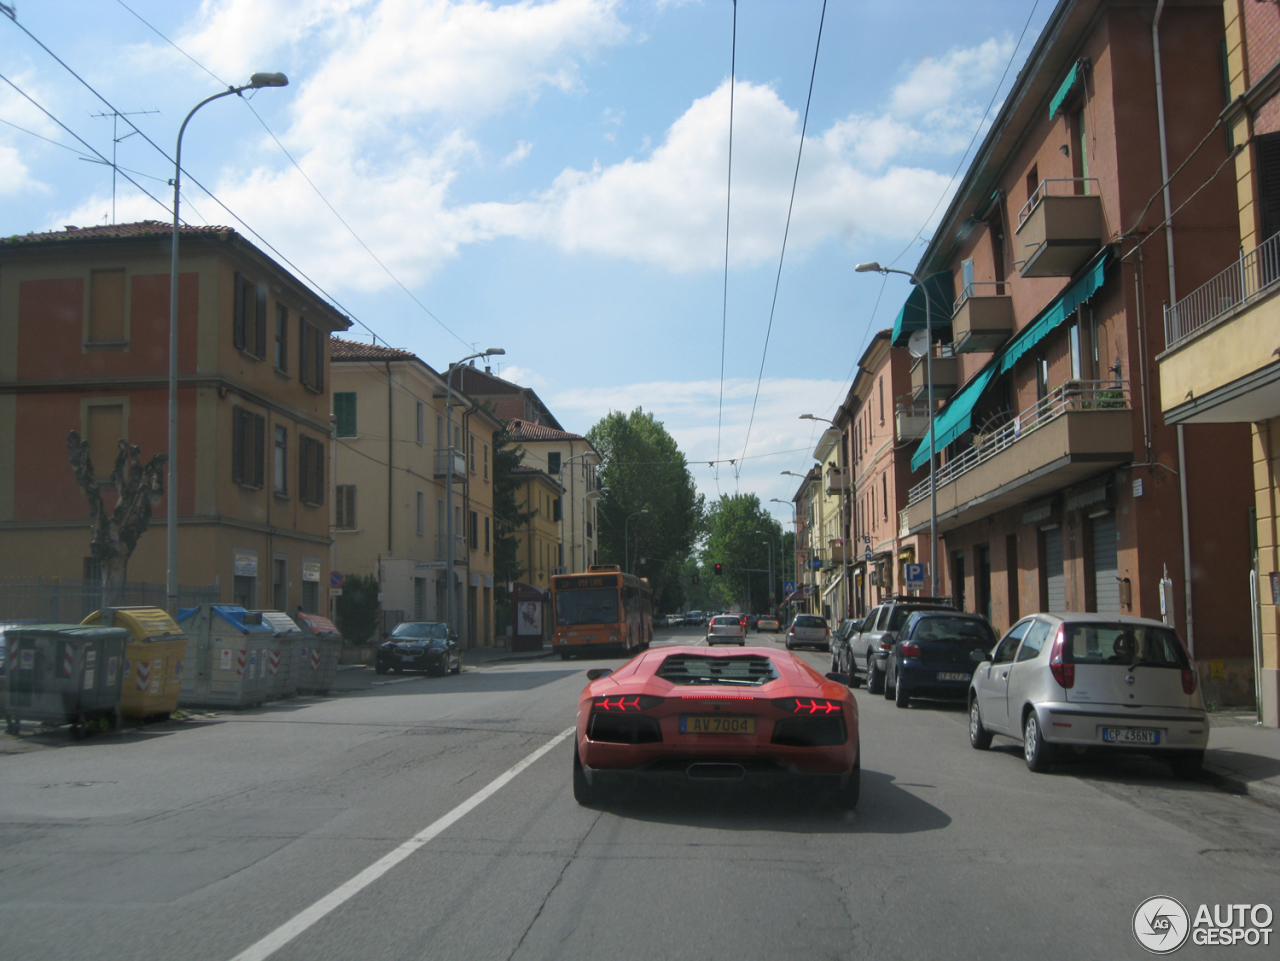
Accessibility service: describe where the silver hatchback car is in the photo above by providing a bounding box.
[705,614,746,646]
[968,613,1208,777]
[786,614,830,651]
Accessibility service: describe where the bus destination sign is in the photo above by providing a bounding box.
[557,575,618,590]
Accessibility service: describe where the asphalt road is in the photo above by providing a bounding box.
[1,625,1278,961]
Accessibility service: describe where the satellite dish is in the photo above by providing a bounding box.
[908,329,929,358]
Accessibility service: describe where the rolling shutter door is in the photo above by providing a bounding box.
[1045,528,1065,612]
[1091,513,1120,614]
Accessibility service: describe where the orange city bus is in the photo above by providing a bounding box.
[551,565,653,660]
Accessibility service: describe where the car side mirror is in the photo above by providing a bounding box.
[586,668,612,681]
[970,649,989,663]
[449,634,458,642]
[825,672,849,685]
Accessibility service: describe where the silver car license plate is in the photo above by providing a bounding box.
[1101,727,1160,745]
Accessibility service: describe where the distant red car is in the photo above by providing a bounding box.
[573,645,860,807]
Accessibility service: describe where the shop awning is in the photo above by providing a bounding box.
[1050,59,1088,118]
[890,270,955,347]
[910,364,997,471]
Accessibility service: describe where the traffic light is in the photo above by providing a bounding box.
[714,563,723,576]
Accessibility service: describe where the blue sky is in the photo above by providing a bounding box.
[0,0,1052,523]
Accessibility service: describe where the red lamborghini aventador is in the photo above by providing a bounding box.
[573,645,860,807]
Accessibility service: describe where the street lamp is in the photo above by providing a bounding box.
[799,413,836,426]
[445,347,505,643]
[167,72,289,613]
[624,509,648,575]
[756,529,775,612]
[856,260,939,596]
[770,497,799,611]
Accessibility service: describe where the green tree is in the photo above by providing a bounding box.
[335,573,380,644]
[490,422,535,632]
[587,408,703,607]
[701,493,785,614]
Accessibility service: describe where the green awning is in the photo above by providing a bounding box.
[909,248,1111,472]
[890,271,955,348]
[1049,60,1087,118]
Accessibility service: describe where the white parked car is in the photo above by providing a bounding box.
[968,613,1208,777]
[705,614,746,646]
[786,614,830,651]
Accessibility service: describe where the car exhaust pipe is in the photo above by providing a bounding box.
[686,763,746,781]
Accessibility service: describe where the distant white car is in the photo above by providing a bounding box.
[705,614,746,646]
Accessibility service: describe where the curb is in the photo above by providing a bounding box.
[1202,763,1280,812]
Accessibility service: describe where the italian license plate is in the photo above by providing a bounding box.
[401,654,417,661]
[1102,727,1160,745]
[679,715,756,735]
[936,672,970,681]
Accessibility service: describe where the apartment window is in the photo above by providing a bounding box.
[882,473,888,521]
[470,433,477,473]
[547,451,561,474]
[336,484,356,529]
[1025,163,1039,207]
[484,516,490,554]
[1036,355,1050,402]
[470,510,479,550]
[84,401,125,480]
[233,273,268,360]
[274,425,288,495]
[417,491,426,536]
[1260,133,1280,242]
[416,402,425,444]
[275,304,288,371]
[299,317,324,391]
[960,258,974,300]
[298,434,324,505]
[553,497,562,522]
[878,377,885,423]
[88,269,126,344]
[232,406,265,489]
[334,392,357,437]
[1069,322,1082,380]
[483,444,489,481]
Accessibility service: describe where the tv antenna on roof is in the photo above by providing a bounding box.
[90,109,160,223]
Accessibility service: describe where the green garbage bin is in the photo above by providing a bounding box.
[4,624,128,739]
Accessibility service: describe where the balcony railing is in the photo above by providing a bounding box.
[434,448,467,478]
[952,280,1008,313]
[1164,231,1280,349]
[904,379,1130,509]
[434,533,468,561]
[1016,178,1101,225]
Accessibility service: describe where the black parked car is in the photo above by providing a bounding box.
[376,621,461,677]
[882,610,996,708]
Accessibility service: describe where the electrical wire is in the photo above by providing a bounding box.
[736,0,827,466]
[713,0,738,498]
[0,115,96,158]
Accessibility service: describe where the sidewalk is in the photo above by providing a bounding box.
[462,642,560,667]
[1203,711,1280,810]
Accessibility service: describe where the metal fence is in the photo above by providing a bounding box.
[903,379,1131,511]
[0,579,220,624]
[1165,232,1280,348]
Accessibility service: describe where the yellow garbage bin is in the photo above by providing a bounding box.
[81,607,189,719]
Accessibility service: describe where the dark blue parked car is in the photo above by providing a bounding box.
[883,611,996,708]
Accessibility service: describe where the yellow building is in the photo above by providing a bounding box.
[510,466,565,592]
[506,419,602,574]
[1156,0,1280,724]
[330,338,500,647]
[0,222,348,613]
[812,427,849,623]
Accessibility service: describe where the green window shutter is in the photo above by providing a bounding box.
[233,273,246,350]
[255,285,268,359]
[335,393,357,437]
[232,406,245,484]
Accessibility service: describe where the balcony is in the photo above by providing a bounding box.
[433,448,466,478]
[952,284,1013,353]
[910,353,959,402]
[1160,232,1280,425]
[895,403,931,441]
[900,380,1132,535]
[1016,179,1103,277]
[434,533,468,561]
[827,538,847,564]
[824,464,849,495]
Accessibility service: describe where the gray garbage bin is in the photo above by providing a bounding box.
[291,612,342,694]
[4,624,128,739]
[254,611,303,699]
[176,605,278,708]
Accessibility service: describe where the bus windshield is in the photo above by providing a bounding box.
[555,588,619,626]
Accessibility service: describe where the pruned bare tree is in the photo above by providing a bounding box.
[67,432,167,606]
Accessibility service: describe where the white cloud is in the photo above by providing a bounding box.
[503,140,533,166]
[890,37,1015,117]
[495,364,548,389]
[0,145,46,198]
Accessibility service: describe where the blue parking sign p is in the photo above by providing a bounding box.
[904,563,925,587]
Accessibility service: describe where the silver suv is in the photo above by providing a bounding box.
[967,613,1208,777]
[855,596,955,694]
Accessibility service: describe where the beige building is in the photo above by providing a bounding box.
[812,427,848,623]
[507,419,601,574]
[1155,0,1280,724]
[510,466,565,592]
[330,338,499,647]
[0,222,348,612]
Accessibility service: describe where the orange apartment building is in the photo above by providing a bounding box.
[0,222,349,611]
[892,0,1255,704]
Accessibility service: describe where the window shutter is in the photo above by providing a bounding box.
[345,485,356,528]
[314,437,324,505]
[1259,133,1280,242]
[232,407,245,484]
[299,319,309,387]
[253,414,266,488]
[298,437,310,504]
[314,327,324,392]
[255,285,268,359]
[233,273,246,350]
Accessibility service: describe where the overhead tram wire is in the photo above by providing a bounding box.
[111,0,475,354]
[713,0,738,499]
[737,0,827,468]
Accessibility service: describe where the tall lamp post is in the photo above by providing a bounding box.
[624,509,648,575]
[770,498,799,617]
[167,72,288,613]
[445,348,505,643]
[756,529,775,613]
[781,470,810,610]
[855,261,940,596]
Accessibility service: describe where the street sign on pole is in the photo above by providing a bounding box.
[783,580,796,594]
[329,571,345,589]
[904,563,925,590]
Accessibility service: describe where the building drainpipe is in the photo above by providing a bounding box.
[1152,0,1195,655]
[386,361,393,555]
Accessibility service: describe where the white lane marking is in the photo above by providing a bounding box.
[227,726,576,961]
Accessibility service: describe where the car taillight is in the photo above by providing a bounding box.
[592,695,664,712]
[772,697,843,715]
[1048,626,1073,689]
[1182,669,1197,695]
[878,636,893,651]
[824,627,830,637]
[900,641,921,658]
